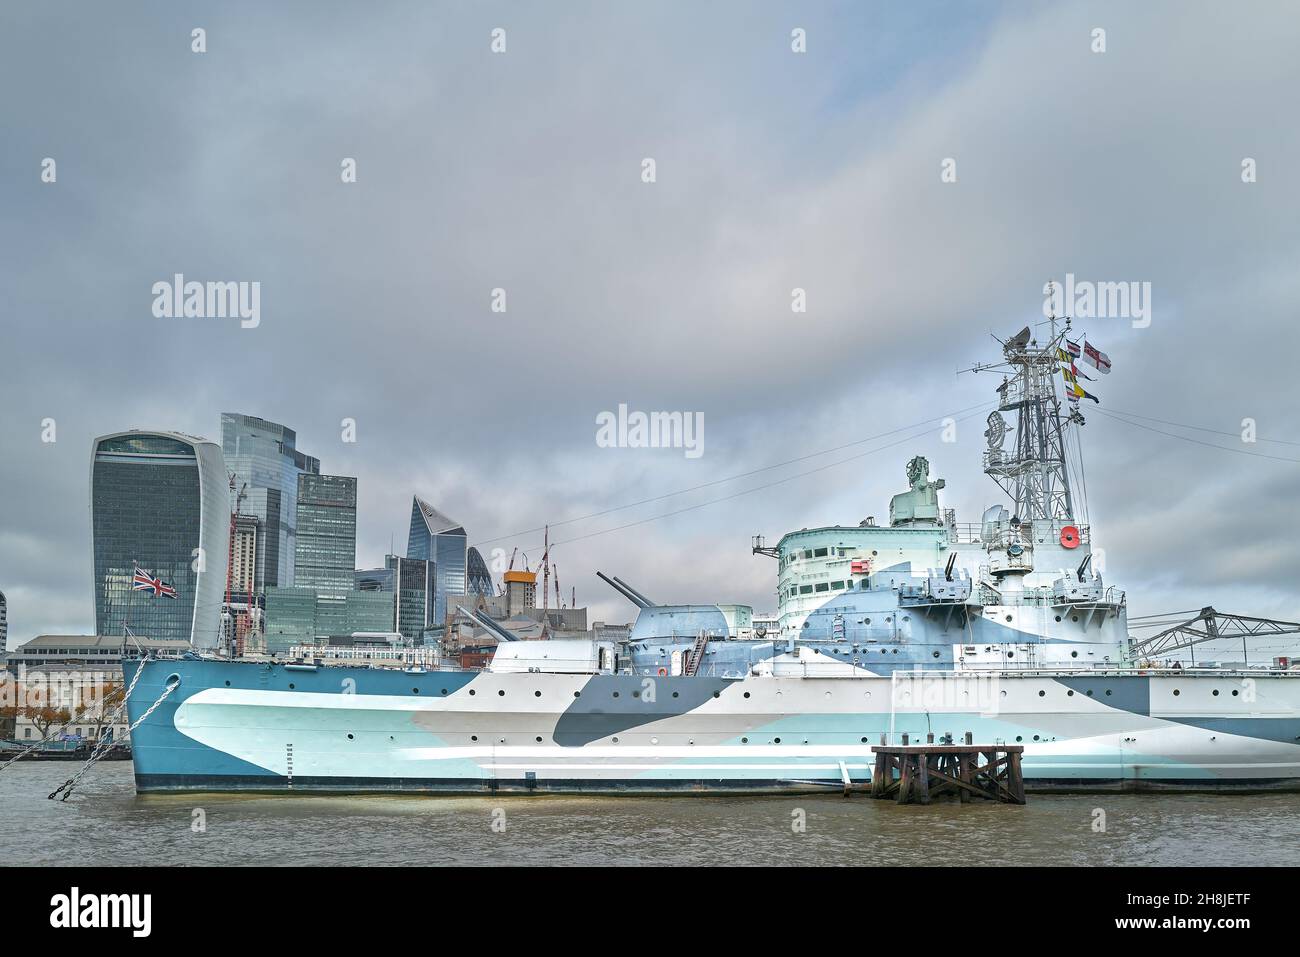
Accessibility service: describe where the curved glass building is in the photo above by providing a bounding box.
[466,546,493,597]
[90,431,229,648]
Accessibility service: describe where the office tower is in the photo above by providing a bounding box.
[90,431,229,647]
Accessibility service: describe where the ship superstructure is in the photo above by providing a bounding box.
[122,322,1300,794]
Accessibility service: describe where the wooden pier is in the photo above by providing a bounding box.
[870,734,1025,805]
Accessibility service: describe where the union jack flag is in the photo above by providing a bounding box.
[132,566,177,599]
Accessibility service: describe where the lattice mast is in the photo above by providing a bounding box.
[968,317,1080,523]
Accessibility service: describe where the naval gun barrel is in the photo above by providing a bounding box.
[611,576,656,608]
[596,572,653,609]
[457,605,519,643]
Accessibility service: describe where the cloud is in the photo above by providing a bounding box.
[2,1,1298,644]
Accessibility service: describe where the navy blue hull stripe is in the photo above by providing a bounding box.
[133,773,1300,795]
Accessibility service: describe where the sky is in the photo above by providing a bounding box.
[2,1,1299,648]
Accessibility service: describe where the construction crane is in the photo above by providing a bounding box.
[1128,606,1300,667]
[223,475,249,656]
[553,562,562,610]
[507,547,517,571]
[541,525,550,614]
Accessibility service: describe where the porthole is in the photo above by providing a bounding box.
[612,691,620,698]
[892,649,899,655]
[1173,689,1181,696]
[1086,689,1094,696]
[497,690,505,697]
[412,688,420,694]
[1015,735,1023,742]
[573,691,581,698]
[1105,689,1112,696]
[774,737,782,744]
[1032,735,1040,741]
[534,691,542,697]
[741,737,749,744]
[743,692,751,698]
[288,683,295,690]
[1213,689,1220,696]
[1071,651,1078,658]
[469,690,476,696]
[347,733,354,740]
[441,688,448,695]
[1072,616,1079,623]
[672,691,679,698]
[471,735,478,741]
[224,680,231,687]
[633,691,641,698]
[932,651,941,658]
[1067,690,1074,696]
[1038,690,1046,697]
[713,691,720,698]
[612,737,619,744]
[535,736,543,743]
[1054,616,1062,623]
[1006,615,1013,623]
[861,737,869,743]
[1232,690,1239,696]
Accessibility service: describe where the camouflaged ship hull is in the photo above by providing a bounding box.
[123,657,1300,794]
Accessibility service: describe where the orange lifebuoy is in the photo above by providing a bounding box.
[1060,525,1080,549]
[658,667,667,676]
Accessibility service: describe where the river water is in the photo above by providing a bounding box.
[2,762,1297,866]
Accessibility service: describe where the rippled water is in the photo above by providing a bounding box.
[2,762,1298,866]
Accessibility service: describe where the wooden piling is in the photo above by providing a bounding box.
[868,743,1026,805]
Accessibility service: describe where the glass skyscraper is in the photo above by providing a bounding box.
[466,546,493,597]
[220,413,319,591]
[90,431,229,647]
[355,555,433,642]
[407,497,466,629]
[293,473,357,596]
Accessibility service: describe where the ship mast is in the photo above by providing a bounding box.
[967,315,1080,524]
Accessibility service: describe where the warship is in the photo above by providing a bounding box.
[122,321,1300,793]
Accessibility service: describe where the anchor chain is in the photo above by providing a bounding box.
[2,653,152,773]
[47,659,169,802]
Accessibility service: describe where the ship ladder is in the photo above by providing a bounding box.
[684,632,710,677]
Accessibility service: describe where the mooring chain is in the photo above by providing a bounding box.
[46,659,164,802]
[2,654,153,774]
